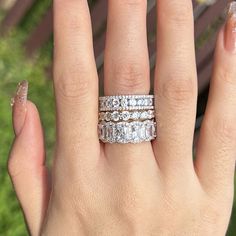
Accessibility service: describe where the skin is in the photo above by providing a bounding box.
[8,0,236,235]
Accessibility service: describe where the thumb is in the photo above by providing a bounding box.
[8,81,50,236]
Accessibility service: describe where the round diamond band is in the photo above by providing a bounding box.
[99,110,155,122]
[99,95,154,111]
[98,94,156,144]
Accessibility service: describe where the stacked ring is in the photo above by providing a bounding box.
[98,95,156,144]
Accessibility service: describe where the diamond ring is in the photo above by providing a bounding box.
[98,120,156,144]
[98,95,156,144]
[99,110,155,122]
[99,95,154,111]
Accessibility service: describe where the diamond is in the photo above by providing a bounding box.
[105,98,112,109]
[121,98,128,108]
[111,111,120,121]
[115,123,125,142]
[148,98,153,106]
[106,124,114,143]
[131,123,140,143]
[98,124,105,140]
[112,98,120,109]
[105,112,111,121]
[143,99,149,106]
[132,111,140,120]
[137,99,144,106]
[139,124,146,140]
[140,111,148,119]
[147,110,154,119]
[129,98,136,106]
[121,111,130,121]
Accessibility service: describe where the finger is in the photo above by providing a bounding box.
[53,0,100,161]
[103,1,154,163]
[196,5,236,199]
[8,81,50,236]
[104,0,150,95]
[153,0,198,173]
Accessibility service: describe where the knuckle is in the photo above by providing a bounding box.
[55,65,92,102]
[122,0,145,6]
[160,76,196,105]
[112,62,148,92]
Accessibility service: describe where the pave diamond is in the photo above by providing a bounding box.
[112,98,120,109]
[121,98,128,108]
[99,95,154,111]
[137,99,144,106]
[129,98,137,106]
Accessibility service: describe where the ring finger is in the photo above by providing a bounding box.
[104,1,155,164]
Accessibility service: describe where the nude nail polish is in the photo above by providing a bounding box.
[12,80,28,106]
[225,1,236,53]
[12,80,28,135]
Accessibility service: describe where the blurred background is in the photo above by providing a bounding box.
[0,0,235,235]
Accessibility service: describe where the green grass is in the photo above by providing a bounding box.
[0,31,55,235]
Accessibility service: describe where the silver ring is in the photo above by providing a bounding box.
[99,95,154,111]
[98,120,156,144]
[98,95,156,144]
[99,110,155,122]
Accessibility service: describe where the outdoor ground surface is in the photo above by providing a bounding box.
[0,1,235,235]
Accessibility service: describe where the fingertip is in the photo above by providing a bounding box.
[10,100,45,179]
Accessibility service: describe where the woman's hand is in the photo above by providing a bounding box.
[8,1,236,235]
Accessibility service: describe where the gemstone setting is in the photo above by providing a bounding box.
[99,110,155,122]
[99,95,154,111]
[98,120,156,144]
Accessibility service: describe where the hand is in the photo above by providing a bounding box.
[8,1,236,235]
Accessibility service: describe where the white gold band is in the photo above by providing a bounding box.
[98,120,156,144]
[99,110,155,122]
[99,95,154,111]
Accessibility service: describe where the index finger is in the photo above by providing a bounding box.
[53,0,100,160]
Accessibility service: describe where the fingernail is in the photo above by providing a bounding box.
[225,1,236,53]
[11,80,28,136]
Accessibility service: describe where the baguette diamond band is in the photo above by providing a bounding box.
[98,95,156,144]
[98,120,156,144]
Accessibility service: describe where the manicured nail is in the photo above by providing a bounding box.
[11,80,28,136]
[225,1,236,53]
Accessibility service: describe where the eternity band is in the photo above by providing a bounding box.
[99,95,154,111]
[99,110,155,122]
[98,120,156,144]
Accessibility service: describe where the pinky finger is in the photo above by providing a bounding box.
[196,3,236,200]
[8,81,50,235]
